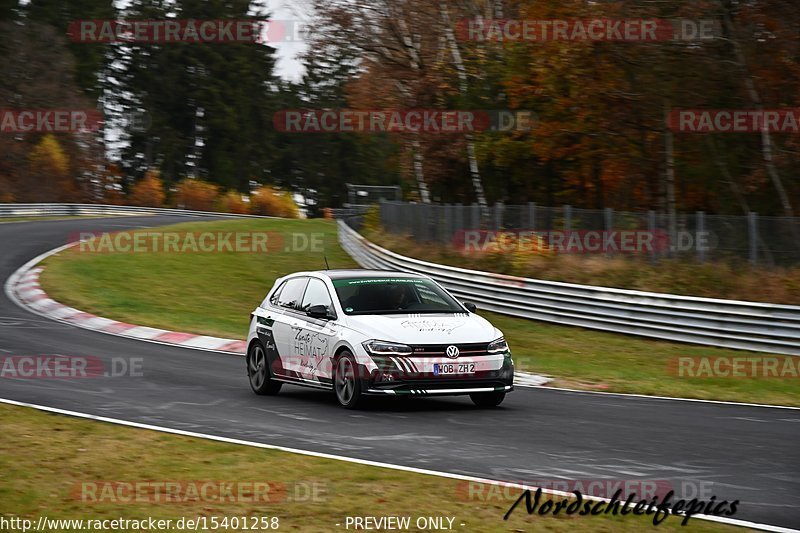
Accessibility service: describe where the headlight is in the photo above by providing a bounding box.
[362,340,413,356]
[487,337,509,354]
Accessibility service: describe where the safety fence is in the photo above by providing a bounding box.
[338,219,800,355]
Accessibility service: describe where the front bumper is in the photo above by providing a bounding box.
[362,353,515,396]
[366,384,513,396]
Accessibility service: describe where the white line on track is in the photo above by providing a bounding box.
[515,384,800,410]
[0,397,795,533]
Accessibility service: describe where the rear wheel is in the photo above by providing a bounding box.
[334,352,364,409]
[470,391,506,407]
[248,342,282,395]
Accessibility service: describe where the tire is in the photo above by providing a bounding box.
[334,352,365,409]
[470,391,506,408]
[247,341,282,395]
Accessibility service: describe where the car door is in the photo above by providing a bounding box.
[270,276,309,379]
[294,277,338,385]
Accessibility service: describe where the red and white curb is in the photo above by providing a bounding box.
[11,265,247,354]
[3,243,551,384]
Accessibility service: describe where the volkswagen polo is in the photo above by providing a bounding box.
[246,269,514,408]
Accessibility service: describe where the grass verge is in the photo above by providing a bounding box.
[39,218,800,406]
[360,227,800,305]
[0,404,755,533]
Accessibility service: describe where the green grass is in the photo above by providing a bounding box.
[41,218,357,338]
[487,311,800,406]
[39,218,800,406]
[0,404,756,533]
[360,227,800,305]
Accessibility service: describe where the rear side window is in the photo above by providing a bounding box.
[277,277,308,310]
[266,281,286,307]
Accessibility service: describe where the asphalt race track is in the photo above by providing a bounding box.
[1,217,798,530]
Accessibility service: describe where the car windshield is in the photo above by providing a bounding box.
[332,277,464,315]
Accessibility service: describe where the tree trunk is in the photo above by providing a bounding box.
[440,3,489,215]
[664,100,677,255]
[719,5,794,218]
[411,138,430,203]
[707,137,750,214]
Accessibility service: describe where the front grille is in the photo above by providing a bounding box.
[372,378,510,392]
[409,342,491,357]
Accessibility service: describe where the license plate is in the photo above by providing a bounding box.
[433,363,476,376]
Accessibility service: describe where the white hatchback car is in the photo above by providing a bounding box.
[246,269,514,408]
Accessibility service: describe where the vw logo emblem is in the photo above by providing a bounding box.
[446,345,460,359]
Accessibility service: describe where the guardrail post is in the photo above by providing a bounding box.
[527,202,536,229]
[412,203,420,239]
[648,210,657,263]
[604,208,613,257]
[697,211,706,263]
[450,204,458,245]
[426,203,434,242]
[564,204,572,232]
[443,204,453,244]
[455,203,463,242]
[406,202,415,234]
[749,211,758,266]
[471,203,480,230]
[494,202,503,231]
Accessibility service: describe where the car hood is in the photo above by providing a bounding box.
[343,313,500,344]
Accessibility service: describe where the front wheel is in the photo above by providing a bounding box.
[470,391,506,407]
[248,342,282,395]
[334,352,364,409]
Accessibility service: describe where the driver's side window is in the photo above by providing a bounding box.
[300,278,334,314]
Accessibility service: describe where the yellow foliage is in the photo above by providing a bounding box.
[28,135,69,177]
[217,191,251,214]
[176,179,220,211]
[250,186,300,218]
[128,170,165,207]
[361,205,382,236]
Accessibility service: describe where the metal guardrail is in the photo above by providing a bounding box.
[338,220,800,355]
[0,203,275,219]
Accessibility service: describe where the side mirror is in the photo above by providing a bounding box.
[307,304,333,320]
[463,301,478,313]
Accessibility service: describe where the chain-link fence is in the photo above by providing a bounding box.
[377,201,800,266]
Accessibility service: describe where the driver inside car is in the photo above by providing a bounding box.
[385,283,410,310]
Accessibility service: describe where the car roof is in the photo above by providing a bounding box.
[288,269,427,281]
